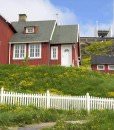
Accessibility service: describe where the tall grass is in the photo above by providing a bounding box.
[0,105,87,127]
[44,110,114,130]
[0,65,114,97]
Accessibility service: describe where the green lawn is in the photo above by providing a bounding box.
[43,110,114,130]
[0,64,114,97]
[0,105,114,130]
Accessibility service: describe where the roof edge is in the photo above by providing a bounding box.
[9,40,49,44]
[0,15,16,33]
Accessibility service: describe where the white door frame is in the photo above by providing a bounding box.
[61,45,72,66]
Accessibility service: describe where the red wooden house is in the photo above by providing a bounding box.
[0,15,16,64]
[1,14,81,66]
[91,55,114,73]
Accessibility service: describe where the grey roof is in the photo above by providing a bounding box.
[51,25,78,44]
[91,55,114,65]
[10,20,56,43]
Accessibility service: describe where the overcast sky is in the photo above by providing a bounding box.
[0,0,113,36]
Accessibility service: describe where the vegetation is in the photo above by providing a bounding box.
[0,41,114,129]
[43,110,114,130]
[0,105,87,128]
[0,105,114,130]
[81,40,113,66]
[84,40,113,55]
[0,65,114,97]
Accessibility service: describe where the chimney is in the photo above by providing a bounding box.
[19,14,27,22]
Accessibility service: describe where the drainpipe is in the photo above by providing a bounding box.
[9,43,11,64]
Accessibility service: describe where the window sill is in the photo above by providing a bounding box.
[97,69,105,71]
[28,57,42,60]
[51,59,58,60]
[13,58,25,60]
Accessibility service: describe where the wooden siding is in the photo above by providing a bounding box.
[10,43,50,65]
[91,64,114,73]
[50,44,61,65]
[0,17,14,64]
[10,43,80,66]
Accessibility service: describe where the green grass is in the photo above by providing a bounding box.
[1,105,114,130]
[43,110,114,130]
[0,64,114,97]
[0,105,114,130]
[0,105,87,127]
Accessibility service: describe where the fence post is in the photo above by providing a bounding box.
[86,93,90,113]
[46,90,50,109]
[0,87,4,104]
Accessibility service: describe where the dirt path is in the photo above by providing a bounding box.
[8,120,88,130]
[18,122,56,130]
[8,122,56,130]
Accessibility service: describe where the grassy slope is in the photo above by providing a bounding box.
[44,110,114,130]
[1,105,114,130]
[0,65,114,97]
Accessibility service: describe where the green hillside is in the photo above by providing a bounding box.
[81,40,113,67]
[0,65,114,97]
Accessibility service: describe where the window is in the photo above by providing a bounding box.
[13,44,26,59]
[97,65,105,70]
[108,65,114,70]
[51,46,58,60]
[29,44,41,58]
[26,27,34,33]
[64,49,69,52]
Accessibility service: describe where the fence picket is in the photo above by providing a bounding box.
[0,88,114,111]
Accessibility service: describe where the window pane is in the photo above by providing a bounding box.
[26,27,34,33]
[109,65,114,70]
[97,65,104,70]
[53,48,56,58]
[51,47,58,60]
[29,44,41,58]
[30,45,34,57]
[14,44,25,59]
[20,45,25,58]
[14,45,19,58]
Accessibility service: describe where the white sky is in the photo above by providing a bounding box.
[0,0,112,36]
[0,0,77,24]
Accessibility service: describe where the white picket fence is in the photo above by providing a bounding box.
[0,88,114,112]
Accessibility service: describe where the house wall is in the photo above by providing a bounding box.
[50,44,61,65]
[10,43,80,66]
[10,43,49,65]
[50,43,79,66]
[91,64,114,73]
[73,43,80,66]
[0,18,14,64]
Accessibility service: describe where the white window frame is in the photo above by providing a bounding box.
[51,46,58,60]
[13,44,26,60]
[26,27,34,33]
[97,65,105,70]
[28,43,41,59]
[108,65,114,70]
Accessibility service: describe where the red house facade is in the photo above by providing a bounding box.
[1,14,81,67]
[91,55,114,73]
[0,15,16,64]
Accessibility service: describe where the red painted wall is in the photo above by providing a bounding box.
[10,43,50,65]
[10,43,80,66]
[72,43,79,66]
[0,17,14,64]
[50,43,79,66]
[50,44,61,65]
[91,64,114,73]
